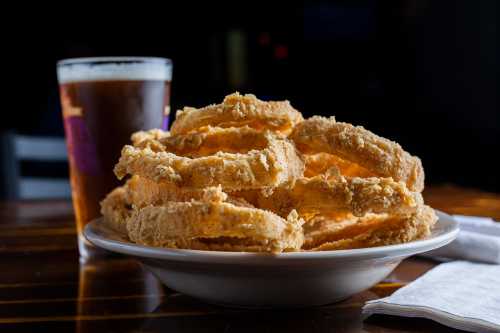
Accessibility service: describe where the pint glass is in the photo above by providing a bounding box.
[57,57,172,258]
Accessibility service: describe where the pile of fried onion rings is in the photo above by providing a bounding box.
[101,92,436,253]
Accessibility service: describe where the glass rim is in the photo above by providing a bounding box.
[57,56,172,67]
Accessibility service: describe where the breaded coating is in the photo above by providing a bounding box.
[101,93,436,253]
[290,116,424,192]
[235,175,422,218]
[126,201,304,253]
[304,205,437,250]
[131,129,171,146]
[114,134,304,191]
[304,153,375,178]
[134,126,273,157]
[126,176,253,208]
[100,186,132,235]
[170,93,303,135]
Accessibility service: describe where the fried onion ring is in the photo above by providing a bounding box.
[103,92,436,253]
[304,205,437,250]
[114,133,304,191]
[170,93,303,135]
[131,129,171,146]
[235,175,422,218]
[126,176,253,208]
[126,202,304,253]
[100,186,132,235]
[290,116,424,192]
[304,153,375,178]
[134,126,274,157]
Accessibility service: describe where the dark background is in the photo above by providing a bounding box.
[2,1,498,193]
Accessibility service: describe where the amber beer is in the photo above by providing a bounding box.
[57,57,172,258]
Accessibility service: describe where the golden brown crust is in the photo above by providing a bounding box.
[114,133,304,191]
[134,126,272,157]
[235,175,422,219]
[126,201,304,253]
[100,186,132,235]
[304,205,437,250]
[103,93,435,253]
[131,129,171,146]
[170,93,303,135]
[290,116,425,192]
[126,176,253,208]
[304,153,375,178]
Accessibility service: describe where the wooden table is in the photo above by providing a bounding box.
[0,186,498,333]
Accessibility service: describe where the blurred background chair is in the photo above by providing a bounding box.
[0,132,71,199]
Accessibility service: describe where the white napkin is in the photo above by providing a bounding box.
[363,261,500,333]
[422,215,500,264]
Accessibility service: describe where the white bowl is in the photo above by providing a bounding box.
[84,211,458,308]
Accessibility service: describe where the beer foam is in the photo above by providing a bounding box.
[57,57,172,83]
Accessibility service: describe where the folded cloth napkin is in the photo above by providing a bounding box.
[422,215,500,264]
[363,261,500,333]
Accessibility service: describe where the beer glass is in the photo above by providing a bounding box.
[57,57,172,258]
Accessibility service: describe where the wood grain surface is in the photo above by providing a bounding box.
[0,185,497,332]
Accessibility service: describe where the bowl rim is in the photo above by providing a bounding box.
[84,210,459,264]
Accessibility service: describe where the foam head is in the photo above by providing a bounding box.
[57,57,172,83]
